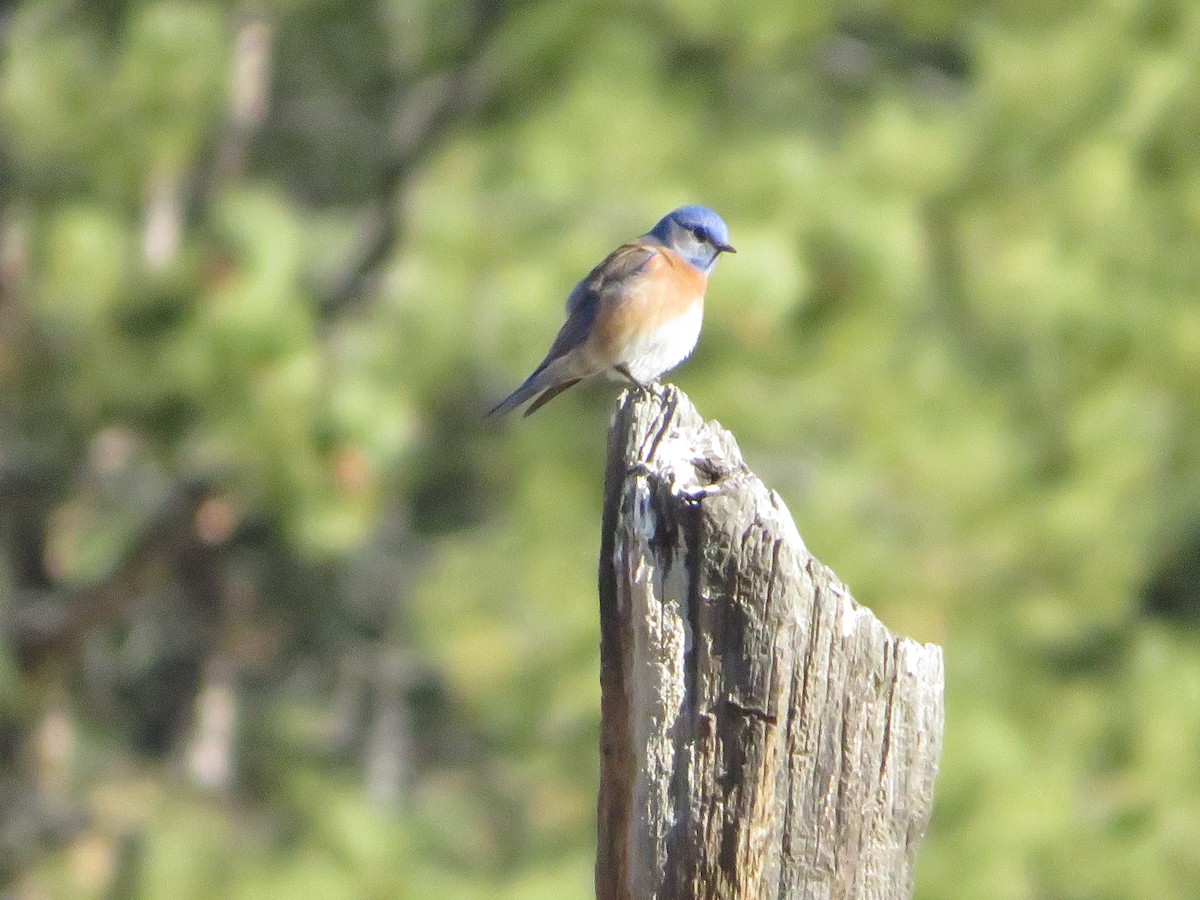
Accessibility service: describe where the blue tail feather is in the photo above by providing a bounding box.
[488,367,548,418]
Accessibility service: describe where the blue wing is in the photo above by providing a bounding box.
[489,242,657,417]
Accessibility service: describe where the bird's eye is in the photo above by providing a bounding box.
[691,226,709,243]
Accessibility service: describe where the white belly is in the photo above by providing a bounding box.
[614,301,704,384]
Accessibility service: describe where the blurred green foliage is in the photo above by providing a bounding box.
[2,0,1200,897]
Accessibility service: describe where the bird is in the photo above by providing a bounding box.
[488,205,735,418]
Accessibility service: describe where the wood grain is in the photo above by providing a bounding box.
[597,385,944,900]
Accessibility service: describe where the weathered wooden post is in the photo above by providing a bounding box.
[596,386,944,900]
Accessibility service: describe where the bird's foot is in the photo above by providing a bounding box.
[615,364,648,390]
[615,368,675,406]
[644,379,671,401]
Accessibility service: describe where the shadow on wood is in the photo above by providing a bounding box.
[596,385,944,900]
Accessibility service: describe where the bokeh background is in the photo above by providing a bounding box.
[2,0,1200,897]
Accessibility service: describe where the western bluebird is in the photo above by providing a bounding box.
[489,205,735,417]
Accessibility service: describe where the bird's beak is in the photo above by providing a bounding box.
[716,241,737,254]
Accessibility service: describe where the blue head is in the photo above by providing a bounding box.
[647,205,736,272]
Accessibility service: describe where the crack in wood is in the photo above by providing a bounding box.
[597,385,944,900]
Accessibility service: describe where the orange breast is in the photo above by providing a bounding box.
[593,247,707,356]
